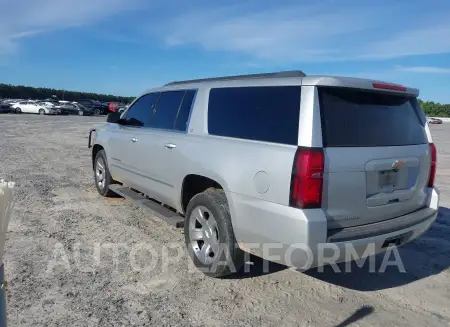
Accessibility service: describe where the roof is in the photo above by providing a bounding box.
[143,71,418,97]
[164,70,306,86]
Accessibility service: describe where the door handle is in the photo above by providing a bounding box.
[164,143,176,149]
[130,137,138,143]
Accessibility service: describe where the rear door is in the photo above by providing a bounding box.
[318,86,431,229]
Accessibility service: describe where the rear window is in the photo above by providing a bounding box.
[208,86,301,145]
[318,87,427,147]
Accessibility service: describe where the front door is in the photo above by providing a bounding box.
[108,93,161,190]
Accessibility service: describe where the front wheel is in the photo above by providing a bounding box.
[39,109,45,115]
[93,150,116,197]
[78,110,84,116]
[185,190,244,278]
[94,108,101,116]
[15,108,21,113]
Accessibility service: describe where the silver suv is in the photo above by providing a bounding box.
[90,71,440,277]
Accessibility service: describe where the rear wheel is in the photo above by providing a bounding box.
[185,190,244,277]
[93,150,116,197]
[39,109,45,115]
[78,110,84,116]
[94,108,101,116]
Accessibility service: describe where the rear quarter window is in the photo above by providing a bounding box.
[208,86,301,145]
[318,87,427,147]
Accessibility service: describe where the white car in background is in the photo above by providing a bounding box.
[11,100,58,115]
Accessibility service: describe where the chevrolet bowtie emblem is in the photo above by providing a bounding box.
[392,160,406,169]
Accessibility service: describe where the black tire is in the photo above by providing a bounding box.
[39,109,45,115]
[78,110,84,116]
[185,190,244,278]
[94,108,101,116]
[15,107,21,113]
[93,150,116,197]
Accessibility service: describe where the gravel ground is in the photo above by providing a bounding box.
[0,114,449,327]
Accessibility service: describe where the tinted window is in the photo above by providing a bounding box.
[124,93,160,127]
[174,90,196,131]
[152,91,185,130]
[318,87,427,147]
[208,86,301,145]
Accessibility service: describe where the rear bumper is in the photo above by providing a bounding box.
[228,187,439,269]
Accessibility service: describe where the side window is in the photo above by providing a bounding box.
[174,90,196,131]
[208,86,301,145]
[152,91,185,130]
[124,93,160,127]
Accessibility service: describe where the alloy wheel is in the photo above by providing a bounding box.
[188,206,220,265]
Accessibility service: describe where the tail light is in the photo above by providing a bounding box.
[290,147,324,209]
[428,143,437,187]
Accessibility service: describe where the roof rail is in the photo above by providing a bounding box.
[164,70,306,86]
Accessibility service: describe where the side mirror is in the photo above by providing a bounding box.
[106,112,123,124]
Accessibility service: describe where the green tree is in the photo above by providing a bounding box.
[418,99,449,117]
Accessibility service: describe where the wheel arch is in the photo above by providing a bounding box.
[180,173,230,214]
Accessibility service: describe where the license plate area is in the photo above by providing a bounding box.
[378,169,399,192]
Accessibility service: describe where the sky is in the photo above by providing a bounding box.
[1,0,450,103]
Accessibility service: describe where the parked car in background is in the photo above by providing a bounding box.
[117,104,129,113]
[427,117,443,124]
[109,102,130,113]
[55,102,93,116]
[0,100,14,113]
[108,102,119,112]
[2,99,23,106]
[76,99,108,115]
[37,101,56,108]
[42,98,60,105]
[11,100,58,115]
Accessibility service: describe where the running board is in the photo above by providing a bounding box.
[109,185,185,228]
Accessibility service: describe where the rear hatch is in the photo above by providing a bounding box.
[318,86,431,229]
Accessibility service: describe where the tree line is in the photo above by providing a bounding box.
[0,83,134,103]
[418,99,450,118]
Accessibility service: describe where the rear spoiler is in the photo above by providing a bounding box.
[302,76,419,97]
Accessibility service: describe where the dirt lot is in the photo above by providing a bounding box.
[0,114,449,327]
